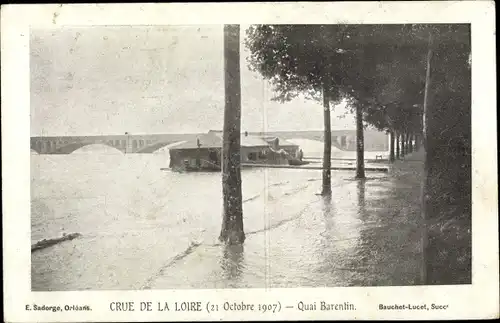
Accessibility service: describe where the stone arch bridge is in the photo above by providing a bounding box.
[30,130,388,154]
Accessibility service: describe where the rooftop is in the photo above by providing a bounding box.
[169,132,222,150]
[170,132,298,150]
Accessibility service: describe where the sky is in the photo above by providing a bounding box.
[30,25,357,136]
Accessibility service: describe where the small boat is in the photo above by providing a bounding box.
[31,232,82,252]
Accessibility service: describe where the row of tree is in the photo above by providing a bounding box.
[220,24,471,285]
[244,24,442,188]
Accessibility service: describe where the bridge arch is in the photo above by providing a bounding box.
[30,140,45,154]
[56,142,126,154]
[135,141,186,154]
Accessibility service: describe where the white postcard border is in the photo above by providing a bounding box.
[2,2,498,321]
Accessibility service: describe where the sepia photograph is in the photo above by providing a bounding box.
[2,2,498,321]
[29,22,471,290]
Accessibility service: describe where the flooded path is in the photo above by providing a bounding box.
[148,156,425,289]
[31,147,424,290]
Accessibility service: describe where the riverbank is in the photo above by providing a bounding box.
[147,150,426,288]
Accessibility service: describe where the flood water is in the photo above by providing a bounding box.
[31,145,424,291]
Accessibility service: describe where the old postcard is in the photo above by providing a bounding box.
[2,1,498,321]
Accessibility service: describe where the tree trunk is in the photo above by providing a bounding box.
[404,134,408,154]
[422,31,471,284]
[355,104,365,179]
[420,32,433,285]
[415,133,420,151]
[321,82,332,195]
[405,134,408,154]
[409,133,414,153]
[219,25,245,245]
[396,132,400,159]
[401,133,406,158]
[389,130,395,162]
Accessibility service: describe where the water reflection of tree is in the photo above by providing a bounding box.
[322,194,333,214]
[220,244,245,286]
[315,185,368,287]
[357,180,366,216]
[321,194,334,232]
[350,179,377,286]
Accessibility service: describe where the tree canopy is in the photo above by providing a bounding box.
[245,23,469,127]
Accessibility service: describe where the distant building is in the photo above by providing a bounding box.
[169,131,299,172]
[169,132,222,171]
[331,130,389,151]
